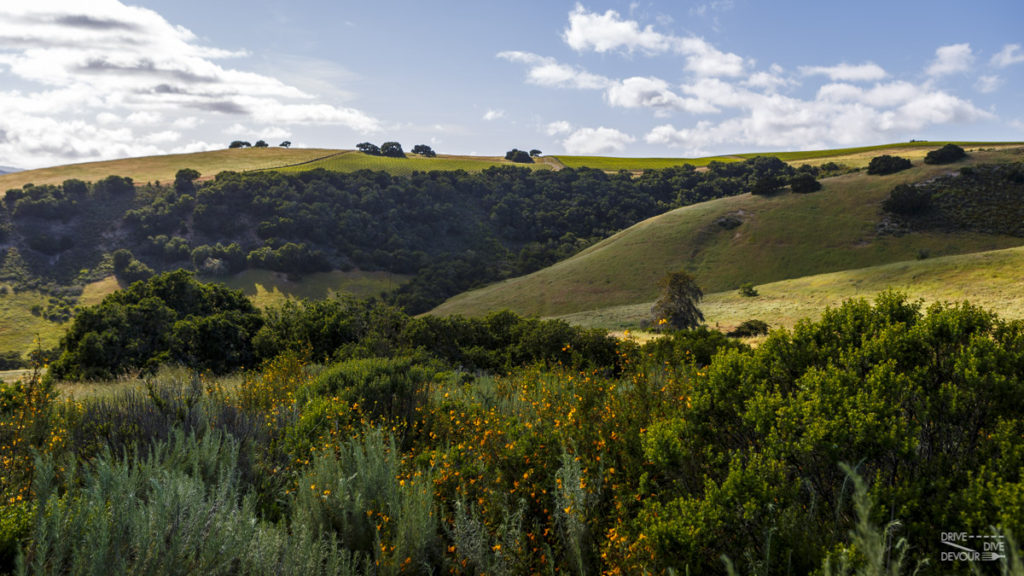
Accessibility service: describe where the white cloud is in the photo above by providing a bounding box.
[991,44,1024,68]
[545,120,572,135]
[223,122,249,135]
[975,75,1002,93]
[645,80,990,156]
[497,51,610,89]
[127,111,163,125]
[926,43,974,76]
[563,4,672,54]
[561,4,747,77]
[482,109,505,121]
[141,130,180,144]
[799,62,886,82]
[173,116,203,129]
[743,65,794,92]
[258,126,292,141]
[0,2,380,168]
[562,126,635,154]
[606,76,718,115]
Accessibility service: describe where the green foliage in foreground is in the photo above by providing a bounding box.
[51,271,621,380]
[5,291,1024,574]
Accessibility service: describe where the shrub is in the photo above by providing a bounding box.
[866,155,913,175]
[789,172,822,193]
[882,184,932,215]
[923,143,967,165]
[22,430,364,576]
[726,319,769,337]
[738,282,758,297]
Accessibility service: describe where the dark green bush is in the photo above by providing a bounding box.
[923,143,967,164]
[867,154,913,175]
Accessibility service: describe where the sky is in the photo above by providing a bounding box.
[0,0,1022,169]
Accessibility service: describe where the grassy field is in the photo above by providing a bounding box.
[0,147,339,191]
[431,147,1024,319]
[553,141,1022,171]
[552,155,741,170]
[0,286,67,355]
[202,268,409,308]
[273,151,559,176]
[557,243,1024,332]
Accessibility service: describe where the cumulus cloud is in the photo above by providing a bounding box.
[646,80,990,156]
[926,43,974,76]
[562,126,635,154]
[991,44,1024,68]
[606,76,718,115]
[0,2,380,167]
[799,62,886,82]
[545,120,572,135]
[562,4,747,77]
[975,75,1002,93]
[497,51,610,89]
[482,109,505,121]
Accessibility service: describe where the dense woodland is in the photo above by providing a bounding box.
[1,157,806,315]
[2,272,1022,575]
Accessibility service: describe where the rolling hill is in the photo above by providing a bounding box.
[431,146,1024,324]
[557,243,1024,331]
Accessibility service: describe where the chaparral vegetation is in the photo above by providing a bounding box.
[1,268,1023,575]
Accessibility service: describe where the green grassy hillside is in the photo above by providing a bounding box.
[275,151,559,176]
[0,147,339,192]
[558,243,1024,331]
[553,141,1019,171]
[431,147,1024,319]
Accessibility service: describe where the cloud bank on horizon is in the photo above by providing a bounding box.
[502,4,1014,156]
[0,1,1021,168]
[0,1,379,168]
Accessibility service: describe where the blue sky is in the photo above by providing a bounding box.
[0,0,1022,168]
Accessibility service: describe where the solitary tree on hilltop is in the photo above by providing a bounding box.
[254,140,269,148]
[651,270,704,331]
[279,141,292,148]
[411,144,436,157]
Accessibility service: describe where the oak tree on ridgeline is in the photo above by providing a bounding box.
[411,144,436,157]
[380,141,405,158]
[356,142,381,155]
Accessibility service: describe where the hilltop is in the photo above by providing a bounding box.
[432,145,1024,325]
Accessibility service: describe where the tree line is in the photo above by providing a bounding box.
[2,157,820,314]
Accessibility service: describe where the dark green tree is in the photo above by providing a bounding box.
[279,140,292,148]
[651,270,704,330]
[173,168,201,194]
[228,140,251,149]
[356,142,380,155]
[380,141,405,158]
[253,140,269,148]
[504,149,533,163]
[411,144,436,157]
